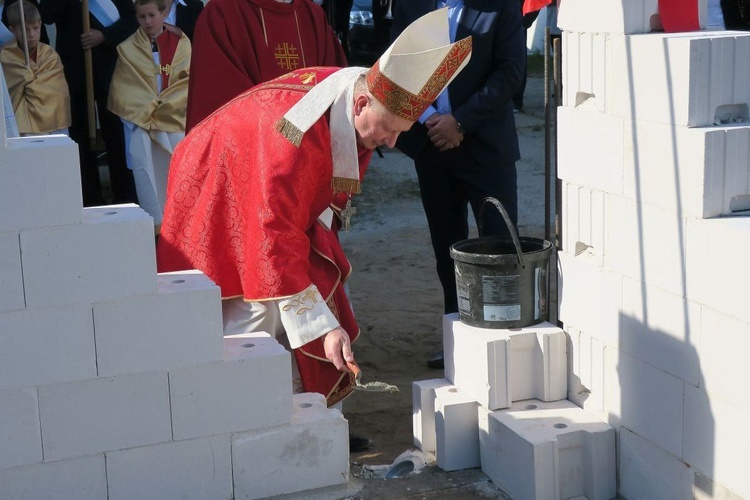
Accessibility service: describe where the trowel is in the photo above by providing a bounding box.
[347,361,399,393]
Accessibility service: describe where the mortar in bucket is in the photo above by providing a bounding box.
[450,197,552,329]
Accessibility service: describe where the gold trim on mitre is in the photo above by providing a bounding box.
[365,8,472,122]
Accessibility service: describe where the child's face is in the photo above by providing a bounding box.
[10,21,41,52]
[136,3,167,39]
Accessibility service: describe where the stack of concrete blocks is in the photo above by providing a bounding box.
[413,314,616,499]
[0,132,349,498]
[557,1,750,498]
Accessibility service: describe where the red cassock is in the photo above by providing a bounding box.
[158,67,373,406]
[185,0,348,131]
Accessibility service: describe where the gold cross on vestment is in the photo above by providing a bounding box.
[341,199,356,233]
[274,42,300,70]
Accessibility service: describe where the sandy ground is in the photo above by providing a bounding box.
[332,75,552,493]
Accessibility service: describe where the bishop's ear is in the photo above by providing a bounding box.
[353,94,369,116]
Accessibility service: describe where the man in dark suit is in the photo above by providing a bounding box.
[164,0,204,41]
[40,0,138,206]
[392,0,526,369]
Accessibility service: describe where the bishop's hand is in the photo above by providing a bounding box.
[323,327,354,372]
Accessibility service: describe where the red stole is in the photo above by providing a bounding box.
[154,29,180,88]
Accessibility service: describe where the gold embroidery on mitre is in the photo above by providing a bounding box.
[282,289,323,315]
[274,42,300,70]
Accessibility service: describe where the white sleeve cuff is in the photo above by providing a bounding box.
[279,284,340,349]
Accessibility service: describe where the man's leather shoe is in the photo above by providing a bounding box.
[427,350,444,369]
[349,433,371,453]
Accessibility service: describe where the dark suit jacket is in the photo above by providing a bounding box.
[39,0,137,93]
[175,0,204,41]
[391,0,525,166]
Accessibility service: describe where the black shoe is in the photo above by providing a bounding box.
[349,433,371,453]
[427,350,444,369]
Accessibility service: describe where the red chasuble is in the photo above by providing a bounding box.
[185,0,347,131]
[158,67,373,406]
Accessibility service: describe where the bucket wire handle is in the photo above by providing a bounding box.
[478,197,525,267]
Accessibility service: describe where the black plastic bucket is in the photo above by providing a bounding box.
[450,198,552,329]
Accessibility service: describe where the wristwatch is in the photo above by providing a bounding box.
[456,122,465,135]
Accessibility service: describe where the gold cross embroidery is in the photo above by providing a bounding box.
[274,42,300,70]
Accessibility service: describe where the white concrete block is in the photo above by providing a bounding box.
[566,326,609,420]
[38,371,172,461]
[607,349,684,458]
[0,231,24,313]
[686,216,750,324]
[620,277,702,385]
[412,378,452,453]
[0,305,96,391]
[623,120,750,218]
[434,385,480,472]
[561,182,606,266]
[479,399,615,500]
[0,455,107,500]
[561,32,612,113]
[21,205,157,309]
[557,106,624,195]
[0,387,42,470]
[619,427,694,500]
[700,308,750,411]
[170,333,291,440]
[684,384,750,499]
[0,135,82,232]
[605,194,686,296]
[93,270,223,377]
[106,435,232,500]
[444,314,566,410]
[611,32,750,127]
[556,250,622,347]
[558,0,660,34]
[694,472,747,500]
[232,392,349,499]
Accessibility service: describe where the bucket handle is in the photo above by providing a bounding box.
[478,197,525,267]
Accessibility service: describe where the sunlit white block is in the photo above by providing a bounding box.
[434,385,480,472]
[556,251,622,347]
[623,120,750,218]
[0,305,96,391]
[684,384,750,499]
[0,231,23,313]
[93,270,223,377]
[21,205,157,309]
[620,427,694,500]
[559,0,661,34]
[170,333,291,440]
[106,435,232,500]
[566,326,610,421]
[232,393,349,499]
[38,372,172,461]
[413,378,452,453]
[0,135,82,232]
[479,399,615,500]
[0,455,107,500]
[610,32,750,127]
[605,195,686,296]
[561,182,606,266]
[686,216,750,324]
[0,388,42,470]
[557,105,624,195]
[561,32,612,113]
[444,314,566,410]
